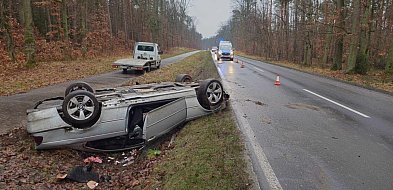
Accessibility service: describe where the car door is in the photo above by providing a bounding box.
[156,44,161,63]
[143,98,187,141]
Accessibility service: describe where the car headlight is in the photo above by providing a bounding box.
[230,50,234,55]
[219,50,222,55]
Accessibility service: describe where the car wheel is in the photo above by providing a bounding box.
[65,82,94,96]
[147,64,151,72]
[175,74,192,82]
[62,91,100,129]
[122,68,128,73]
[197,79,224,110]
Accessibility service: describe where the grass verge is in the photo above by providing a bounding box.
[0,51,251,189]
[0,47,194,96]
[161,47,195,59]
[148,110,251,190]
[237,52,393,94]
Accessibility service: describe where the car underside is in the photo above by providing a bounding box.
[26,74,229,152]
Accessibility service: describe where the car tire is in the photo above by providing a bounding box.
[197,79,224,110]
[175,74,192,82]
[65,82,94,96]
[147,64,151,72]
[157,62,161,69]
[62,91,100,129]
[122,68,128,73]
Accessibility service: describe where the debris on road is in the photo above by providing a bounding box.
[116,156,135,166]
[66,165,99,183]
[84,156,103,164]
[246,99,267,106]
[87,180,99,189]
[100,175,112,182]
[56,173,67,180]
[285,103,320,111]
[261,117,272,124]
[168,134,176,148]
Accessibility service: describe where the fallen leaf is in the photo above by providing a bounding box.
[131,179,140,186]
[56,174,67,180]
[87,181,98,189]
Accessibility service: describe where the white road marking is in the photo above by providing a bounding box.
[230,98,283,190]
[253,66,265,72]
[303,89,371,118]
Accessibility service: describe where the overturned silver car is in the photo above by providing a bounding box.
[26,74,229,152]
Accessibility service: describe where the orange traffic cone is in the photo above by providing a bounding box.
[274,75,281,85]
[240,61,245,68]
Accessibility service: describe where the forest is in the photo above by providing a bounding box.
[205,0,393,74]
[0,0,202,68]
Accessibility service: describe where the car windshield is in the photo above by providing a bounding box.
[137,45,154,52]
[220,45,232,51]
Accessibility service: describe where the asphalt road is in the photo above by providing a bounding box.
[214,54,393,189]
[0,51,198,134]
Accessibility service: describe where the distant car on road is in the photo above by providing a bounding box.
[112,42,163,73]
[217,41,234,61]
[211,46,218,53]
[26,74,229,152]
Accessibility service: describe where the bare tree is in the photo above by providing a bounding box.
[22,0,35,66]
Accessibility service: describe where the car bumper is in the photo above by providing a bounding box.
[218,54,234,59]
[112,65,147,70]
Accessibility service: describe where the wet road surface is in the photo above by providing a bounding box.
[0,51,198,134]
[215,54,393,189]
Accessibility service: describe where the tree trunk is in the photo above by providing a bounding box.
[123,0,128,48]
[80,0,87,57]
[19,1,25,26]
[61,0,69,41]
[106,0,113,37]
[346,0,361,73]
[354,0,373,74]
[303,31,312,66]
[385,38,393,73]
[322,25,333,67]
[332,0,345,70]
[61,0,71,60]
[0,0,16,62]
[22,0,36,66]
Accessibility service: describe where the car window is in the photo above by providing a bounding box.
[220,45,232,51]
[137,45,154,52]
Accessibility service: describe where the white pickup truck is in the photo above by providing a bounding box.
[113,42,163,73]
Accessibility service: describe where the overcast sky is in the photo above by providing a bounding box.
[188,0,233,39]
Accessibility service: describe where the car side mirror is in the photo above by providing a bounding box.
[158,51,163,55]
